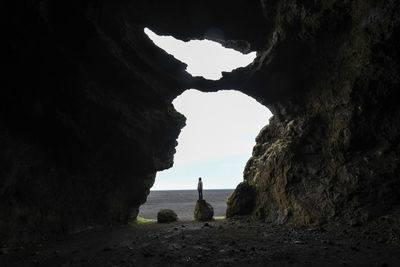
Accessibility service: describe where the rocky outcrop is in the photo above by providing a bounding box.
[223,0,400,226]
[226,182,255,218]
[2,0,400,241]
[1,0,190,241]
[194,200,214,221]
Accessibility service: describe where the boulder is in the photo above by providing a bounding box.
[194,200,214,221]
[157,209,178,223]
[226,182,255,218]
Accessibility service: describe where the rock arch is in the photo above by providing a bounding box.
[2,0,399,241]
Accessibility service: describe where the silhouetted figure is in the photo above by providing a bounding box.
[197,177,203,200]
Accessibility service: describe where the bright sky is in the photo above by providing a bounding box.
[144,28,256,80]
[144,28,272,190]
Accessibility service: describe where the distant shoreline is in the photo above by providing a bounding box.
[140,189,234,219]
[150,188,235,191]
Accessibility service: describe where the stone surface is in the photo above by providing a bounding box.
[1,0,189,241]
[2,0,400,241]
[3,220,400,266]
[194,200,214,221]
[157,209,178,223]
[226,182,255,218]
[222,0,400,227]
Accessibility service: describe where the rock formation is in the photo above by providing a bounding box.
[226,182,255,218]
[194,200,214,221]
[223,0,400,228]
[157,209,178,223]
[2,0,399,241]
[2,0,189,241]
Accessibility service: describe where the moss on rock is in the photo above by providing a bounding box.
[226,182,255,218]
[157,209,178,223]
[194,200,214,221]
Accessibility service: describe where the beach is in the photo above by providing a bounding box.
[138,189,234,220]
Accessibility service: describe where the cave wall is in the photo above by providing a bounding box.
[225,0,400,226]
[1,0,190,241]
[2,0,400,241]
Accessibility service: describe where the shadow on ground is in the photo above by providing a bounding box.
[1,218,400,266]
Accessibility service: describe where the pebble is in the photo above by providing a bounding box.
[168,243,182,250]
[0,248,9,255]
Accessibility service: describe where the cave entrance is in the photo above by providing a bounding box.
[143,28,256,80]
[139,28,272,220]
[154,89,270,190]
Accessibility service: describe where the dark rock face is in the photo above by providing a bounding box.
[157,209,178,223]
[224,0,400,226]
[194,200,214,221]
[2,0,190,241]
[2,0,400,241]
[226,182,255,218]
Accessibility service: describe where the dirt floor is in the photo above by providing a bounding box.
[1,218,400,267]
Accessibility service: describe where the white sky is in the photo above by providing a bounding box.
[144,28,256,80]
[144,28,272,190]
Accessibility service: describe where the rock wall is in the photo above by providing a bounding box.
[2,0,400,241]
[225,0,400,226]
[1,0,191,241]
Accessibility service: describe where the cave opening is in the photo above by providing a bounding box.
[153,89,271,191]
[139,28,272,220]
[144,28,257,80]
[139,89,271,220]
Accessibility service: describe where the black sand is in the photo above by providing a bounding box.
[2,219,400,266]
[139,189,234,220]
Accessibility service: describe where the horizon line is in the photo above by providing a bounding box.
[150,188,235,191]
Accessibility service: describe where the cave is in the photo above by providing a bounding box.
[2,0,400,266]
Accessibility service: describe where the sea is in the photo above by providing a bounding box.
[138,189,234,220]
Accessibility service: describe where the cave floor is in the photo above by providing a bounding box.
[1,218,400,267]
